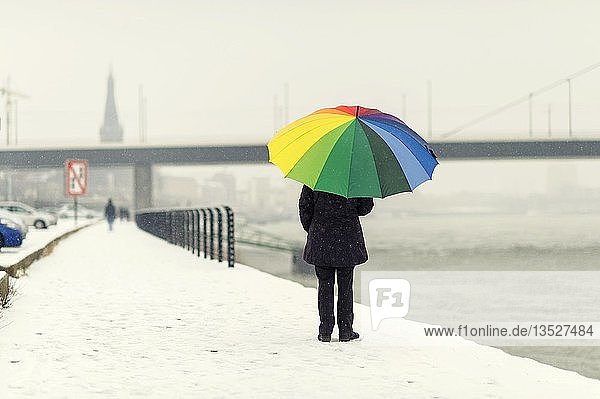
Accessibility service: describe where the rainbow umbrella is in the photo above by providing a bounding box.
[267,105,438,198]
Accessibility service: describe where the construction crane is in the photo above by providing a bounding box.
[0,77,29,146]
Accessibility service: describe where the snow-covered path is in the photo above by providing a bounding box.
[1,223,599,398]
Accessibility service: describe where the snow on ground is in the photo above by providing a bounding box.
[1,223,599,398]
[0,219,97,268]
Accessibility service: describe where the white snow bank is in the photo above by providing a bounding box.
[0,223,598,398]
[0,219,96,268]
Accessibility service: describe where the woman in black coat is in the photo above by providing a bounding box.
[299,185,374,342]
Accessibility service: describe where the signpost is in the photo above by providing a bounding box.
[65,159,88,225]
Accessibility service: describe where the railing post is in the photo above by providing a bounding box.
[174,211,181,247]
[172,211,177,245]
[216,207,223,262]
[194,209,201,257]
[187,210,192,251]
[201,208,208,259]
[224,206,235,268]
[183,210,188,249]
[190,210,195,254]
[189,210,194,252]
[159,211,164,240]
[179,211,183,247]
[168,211,175,244]
[207,208,214,260]
[181,211,186,248]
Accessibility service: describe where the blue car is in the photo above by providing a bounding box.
[0,222,22,251]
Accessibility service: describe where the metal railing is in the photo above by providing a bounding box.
[235,222,299,253]
[135,206,235,267]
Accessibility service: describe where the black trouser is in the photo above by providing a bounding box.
[314,266,355,336]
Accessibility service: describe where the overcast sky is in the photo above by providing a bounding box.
[2,0,600,146]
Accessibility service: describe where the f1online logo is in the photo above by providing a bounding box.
[369,279,411,330]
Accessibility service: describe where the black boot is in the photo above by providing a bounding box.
[339,331,360,342]
[318,334,331,342]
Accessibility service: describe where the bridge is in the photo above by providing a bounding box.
[2,139,600,209]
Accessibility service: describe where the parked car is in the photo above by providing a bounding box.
[39,206,60,217]
[0,222,23,251]
[56,204,102,219]
[0,210,28,239]
[0,201,58,229]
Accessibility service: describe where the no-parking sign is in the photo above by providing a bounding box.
[65,159,89,196]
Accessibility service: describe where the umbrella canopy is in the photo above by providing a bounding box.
[267,105,438,198]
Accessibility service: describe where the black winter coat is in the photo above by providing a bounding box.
[105,202,116,221]
[299,185,374,267]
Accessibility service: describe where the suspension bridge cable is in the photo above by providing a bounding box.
[441,61,600,138]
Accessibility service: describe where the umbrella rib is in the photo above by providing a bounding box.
[363,118,433,183]
[269,118,350,162]
[344,120,360,197]
[354,119,383,197]
[362,118,437,178]
[271,112,347,140]
[362,116,431,152]
[359,120,408,196]
[284,120,353,183]
[309,121,357,195]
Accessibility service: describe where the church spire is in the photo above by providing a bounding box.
[99,69,123,142]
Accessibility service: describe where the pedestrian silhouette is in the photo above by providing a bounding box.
[104,199,116,231]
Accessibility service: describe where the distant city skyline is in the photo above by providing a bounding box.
[3,159,600,218]
[2,1,600,146]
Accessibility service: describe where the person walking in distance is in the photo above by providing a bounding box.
[299,185,374,342]
[104,198,116,231]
